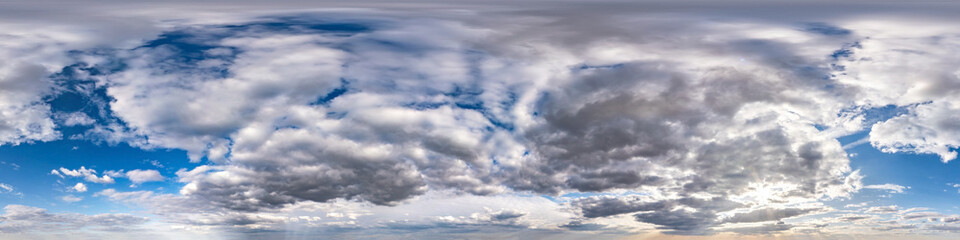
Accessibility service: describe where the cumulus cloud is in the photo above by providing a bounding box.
[42,10,867,234]
[0,29,62,146]
[52,167,115,184]
[125,169,165,184]
[72,183,87,192]
[52,167,164,186]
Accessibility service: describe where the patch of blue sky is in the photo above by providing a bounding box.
[311,78,352,106]
[539,191,650,204]
[572,63,624,71]
[830,135,960,214]
[827,108,960,214]
[0,139,194,214]
[802,22,853,36]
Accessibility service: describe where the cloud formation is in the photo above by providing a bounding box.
[0,205,148,234]
[0,1,959,238]
[22,10,880,234]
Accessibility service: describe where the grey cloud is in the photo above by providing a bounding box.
[573,196,742,219]
[559,220,606,231]
[0,35,60,146]
[927,224,960,232]
[427,209,530,230]
[901,212,944,221]
[873,224,917,231]
[724,221,794,235]
[573,196,673,218]
[571,195,751,233]
[71,11,859,234]
[836,214,875,222]
[0,204,148,233]
[723,208,821,223]
[634,209,718,235]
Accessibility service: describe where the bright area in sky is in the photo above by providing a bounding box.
[0,1,959,239]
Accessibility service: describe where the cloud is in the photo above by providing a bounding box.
[61,195,83,203]
[901,212,945,221]
[93,188,576,235]
[928,224,960,232]
[53,167,165,186]
[865,205,899,214]
[0,29,62,146]
[125,169,165,184]
[0,204,148,233]
[4,2,960,238]
[723,208,822,223]
[863,184,909,193]
[572,196,675,218]
[54,112,96,127]
[873,224,918,231]
[634,209,719,235]
[835,214,877,222]
[45,10,869,235]
[723,221,794,235]
[52,167,115,184]
[559,220,607,231]
[72,183,87,193]
[844,202,869,208]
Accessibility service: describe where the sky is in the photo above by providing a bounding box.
[0,0,960,239]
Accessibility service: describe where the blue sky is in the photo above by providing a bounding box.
[1,1,960,239]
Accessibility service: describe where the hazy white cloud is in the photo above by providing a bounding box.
[866,205,900,214]
[61,195,82,203]
[55,112,96,127]
[864,184,909,193]
[0,204,149,234]
[845,202,869,208]
[125,169,164,184]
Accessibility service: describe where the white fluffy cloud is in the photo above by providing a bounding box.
[0,27,64,145]
[53,167,165,185]
[830,19,960,162]
[73,182,88,193]
[125,169,165,184]
[52,167,115,184]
